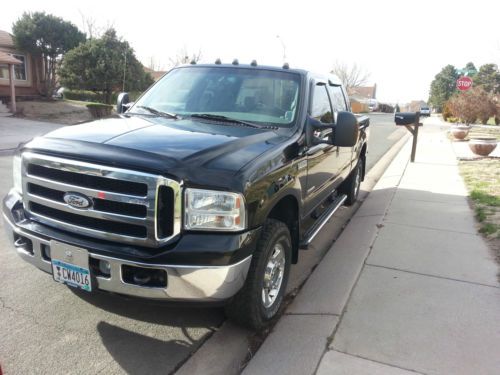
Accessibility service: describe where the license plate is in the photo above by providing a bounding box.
[50,241,92,292]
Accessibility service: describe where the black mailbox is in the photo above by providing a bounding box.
[395,112,420,126]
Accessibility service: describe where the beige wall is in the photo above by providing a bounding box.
[0,47,40,97]
[351,101,369,113]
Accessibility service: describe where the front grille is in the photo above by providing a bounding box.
[28,164,148,196]
[22,152,182,247]
[27,183,147,218]
[30,202,148,237]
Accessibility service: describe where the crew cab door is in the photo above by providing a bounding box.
[303,82,342,216]
[327,83,353,183]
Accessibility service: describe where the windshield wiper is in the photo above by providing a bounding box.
[135,106,178,119]
[189,113,272,129]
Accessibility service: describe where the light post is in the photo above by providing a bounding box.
[122,52,127,92]
[276,35,287,62]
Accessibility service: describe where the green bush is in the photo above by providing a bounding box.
[64,89,144,105]
[86,103,113,118]
[64,89,102,103]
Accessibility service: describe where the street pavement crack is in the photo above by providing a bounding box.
[0,293,66,332]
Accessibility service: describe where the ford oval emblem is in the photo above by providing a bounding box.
[63,192,92,209]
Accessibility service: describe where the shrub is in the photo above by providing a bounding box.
[86,103,113,118]
[447,87,496,125]
[442,101,453,121]
[64,89,102,103]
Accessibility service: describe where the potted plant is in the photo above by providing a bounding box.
[450,124,471,140]
[468,136,498,156]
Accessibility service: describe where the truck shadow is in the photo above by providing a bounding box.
[70,289,224,373]
[70,287,224,327]
[96,321,200,374]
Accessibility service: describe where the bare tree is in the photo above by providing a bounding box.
[148,56,164,71]
[78,11,115,39]
[330,61,370,89]
[168,46,202,68]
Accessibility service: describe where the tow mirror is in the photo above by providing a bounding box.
[116,92,131,114]
[333,111,359,147]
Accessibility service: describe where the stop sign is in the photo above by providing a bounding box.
[456,76,473,91]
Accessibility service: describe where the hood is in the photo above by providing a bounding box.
[28,115,287,188]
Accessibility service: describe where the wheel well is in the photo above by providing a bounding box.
[267,195,299,264]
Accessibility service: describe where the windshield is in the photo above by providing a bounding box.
[132,67,301,127]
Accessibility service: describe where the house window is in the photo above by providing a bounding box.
[0,54,27,80]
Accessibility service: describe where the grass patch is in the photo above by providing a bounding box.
[468,126,500,140]
[480,223,499,236]
[475,207,486,222]
[459,158,500,263]
[470,190,500,206]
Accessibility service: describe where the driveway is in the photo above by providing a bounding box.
[0,117,62,151]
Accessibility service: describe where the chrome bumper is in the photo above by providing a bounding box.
[3,203,252,302]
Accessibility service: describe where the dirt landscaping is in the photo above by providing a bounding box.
[459,154,500,265]
[15,100,94,125]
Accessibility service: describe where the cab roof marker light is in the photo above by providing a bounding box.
[215,58,222,64]
[250,60,257,66]
[282,62,290,69]
[232,59,239,65]
[190,60,197,65]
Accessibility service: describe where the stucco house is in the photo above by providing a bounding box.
[0,30,42,101]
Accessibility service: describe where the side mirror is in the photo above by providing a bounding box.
[395,112,420,125]
[116,92,130,114]
[333,111,359,147]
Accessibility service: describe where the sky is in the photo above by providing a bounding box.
[2,0,499,104]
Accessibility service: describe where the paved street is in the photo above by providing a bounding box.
[0,114,405,374]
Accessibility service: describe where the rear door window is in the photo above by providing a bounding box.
[327,85,348,112]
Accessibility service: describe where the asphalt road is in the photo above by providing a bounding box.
[0,114,404,374]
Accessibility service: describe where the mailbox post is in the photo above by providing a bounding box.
[395,111,422,162]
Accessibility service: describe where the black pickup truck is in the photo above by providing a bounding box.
[3,62,368,329]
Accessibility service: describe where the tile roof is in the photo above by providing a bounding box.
[0,30,14,47]
[0,51,22,65]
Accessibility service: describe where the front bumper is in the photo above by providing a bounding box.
[3,191,253,301]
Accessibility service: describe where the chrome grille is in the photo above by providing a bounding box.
[21,152,182,247]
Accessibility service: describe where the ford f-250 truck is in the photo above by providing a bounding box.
[3,62,368,329]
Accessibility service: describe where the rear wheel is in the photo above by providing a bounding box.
[225,219,291,330]
[341,158,363,205]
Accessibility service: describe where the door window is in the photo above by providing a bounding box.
[311,84,333,124]
[328,85,347,112]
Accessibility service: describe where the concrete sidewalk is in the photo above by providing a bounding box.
[243,117,500,375]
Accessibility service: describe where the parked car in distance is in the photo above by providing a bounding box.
[4,62,369,330]
[420,106,431,116]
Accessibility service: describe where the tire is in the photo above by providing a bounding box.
[341,158,363,206]
[225,219,292,330]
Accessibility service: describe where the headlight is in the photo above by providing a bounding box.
[184,188,246,231]
[12,155,22,195]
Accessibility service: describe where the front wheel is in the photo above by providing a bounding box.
[225,219,291,330]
